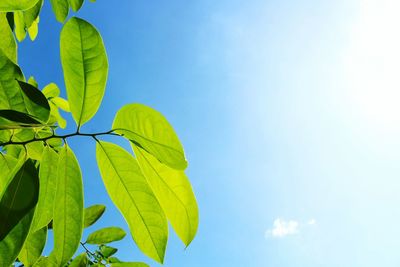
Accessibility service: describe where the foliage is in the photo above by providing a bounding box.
[0,0,199,266]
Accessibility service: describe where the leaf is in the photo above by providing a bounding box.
[27,17,39,41]
[134,146,199,246]
[18,80,51,123]
[0,159,38,265]
[0,49,26,111]
[0,0,40,12]
[31,146,59,231]
[0,13,17,62]
[113,104,187,170]
[42,83,60,98]
[28,76,38,88]
[96,141,168,263]
[50,0,69,23]
[53,145,84,266]
[14,11,27,42]
[32,256,58,267]
[0,153,18,197]
[86,227,126,245]
[84,204,106,228]
[100,245,117,258]
[68,0,84,12]
[0,159,39,240]
[18,227,47,267]
[111,263,150,267]
[60,17,108,127]
[69,253,88,267]
[0,109,41,125]
[51,96,70,112]
[8,129,45,160]
[23,0,43,28]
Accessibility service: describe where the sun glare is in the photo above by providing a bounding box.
[344,0,400,130]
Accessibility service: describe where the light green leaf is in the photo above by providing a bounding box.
[23,0,43,28]
[69,253,88,267]
[28,76,38,88]
[0,0,39,12]
[53,145,84,266]
[18,227,47,267]
[100,245,117,258]
[31,146,59,231]
[111,263,150,267]
[50,0,69,23]
[96,141,168,263]
[27,17,39,41]
[10,129,45,160]
[0,159,38,266]
[0,49,26,111]
[32,256,58,267]
[0,13,17,63]
[113,104,187,170]
[42,83,60,98]
[86,227,126,244]
[134,146,199,246]
[18,80,51,123]
[14,11,27,42]
[84,204,106,228]
[51,96,70,112]
[0,153,18,197]
[60,17,108,127]
[68,0,84,12]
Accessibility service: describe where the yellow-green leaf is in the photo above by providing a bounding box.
[96,141,168,263]
[28,17,39,41]
[86,227,126,244]
[60,17,108,126]
[111,263,149,267]
[50,0,69,23]
[84,204,106,228]
[68,0,84,12]
[14,11,27,42]
[0,13,17,62]
[18,227,47,267]
[134,146,198,246]
[53,145,84,266]
[0,0,39,12]
[69,253,88,267]
[113,104,187,170]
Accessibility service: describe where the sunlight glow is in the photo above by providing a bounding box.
[344,0,400,129]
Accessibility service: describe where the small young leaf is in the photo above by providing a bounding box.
[60,17,108,127]
[100,245,117,258]
[84,204,106,228]
[96,141,168,263]
[27,17,39,41]
[113,103,187,170]
[27,76,38,88]
[18,227,47,267]
[14,11,27,42]
[42,83,60,98]
[50,0,69,23]
[68,0,84,12]
[86,227,126,244]
[69,253,88,267]
[53,145,84,266]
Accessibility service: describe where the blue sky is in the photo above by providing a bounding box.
[19,0,400,266]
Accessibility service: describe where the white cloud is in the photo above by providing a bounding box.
[265,218,316,238]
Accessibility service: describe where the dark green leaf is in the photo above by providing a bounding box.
[18,80,50,123]
[0,109,41,125]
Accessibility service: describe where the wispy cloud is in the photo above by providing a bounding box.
[265,218,316,238]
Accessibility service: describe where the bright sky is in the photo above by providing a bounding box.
[19,0,400,266]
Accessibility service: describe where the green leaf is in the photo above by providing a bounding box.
[51,96,70,112]
[0,153,18,197]
[69,253,88,267]
[18,81,51,123]
[31,146,59,231]
[0,159,38,265]
[134,146,199,246]
[60,17,108,127]
[32,256,58,267]
[53,145,84,266]
[111,263,150,267]
[0,49,26,111]
[0,109,41,125]
[0,159,39,240]
[8,129,45,160]
[84,204,106,228]
[68,0,84,12]
[27,17,39,41]
[96,141,168,263]
[50,0,69,23]
[28,76,38,88]
[18,227,47,267]
[113,104,187,170]
[86,227,126,245]
[23,0,43,28]
[14,11,27,42]
[42,83,60,98]
[100,245,117,258]
[0,0,39,12]
[0,13,17,63]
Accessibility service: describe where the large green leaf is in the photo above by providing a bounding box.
[53,145,84,266]
[86,226,126,244]
[0,159,38,267]
[0,0,39,12]
[134,146,198,246]
[18,227,47,267]
[0,49,25,111]
[31,146,59,231]
[50,0,69,23]
[96,141,168,263]
[113,104,187,170]
[0,160,39,240]
[18,81,51,123]
[84,204,106,228]
[60,17,108,127]
[68,0,84,12]
[0,13,17,63]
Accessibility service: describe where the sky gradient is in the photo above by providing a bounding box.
[19,0,400,266]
